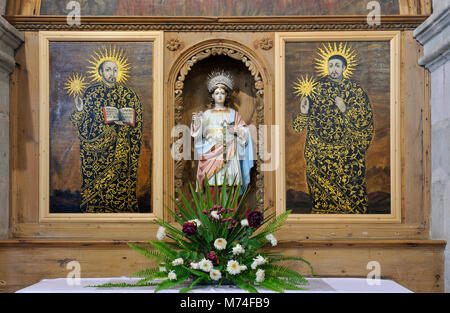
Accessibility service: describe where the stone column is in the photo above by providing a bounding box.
[0,16,24,239]
[0,0,6,15]
[414,0,450,292]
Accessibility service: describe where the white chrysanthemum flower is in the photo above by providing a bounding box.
[211,211,221,220]
[199,258,213,272]
[159,266,167,272]
[251,255,267,269]
[190,262,199,269]
[214,238,227,250]
[168,270,177,280]
[189,219,202,226]
[239,264,247,271]
[227,260,242,275]
[232,243,245,255]
[240,219,249,227]
[254,255,266,264]
[266,234,278,246]
[156,226,166,240]
[172,258,183,266]
[210,269,222,281]
[256,269,265,283]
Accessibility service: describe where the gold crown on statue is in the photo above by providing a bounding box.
[207,70,234,93]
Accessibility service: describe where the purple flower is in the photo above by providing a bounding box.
[206,252,220,266]
[246,210,264,228]
[182,222,197,236]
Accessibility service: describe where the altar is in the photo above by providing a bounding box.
[0,0,447,294]
[16,277,412,293]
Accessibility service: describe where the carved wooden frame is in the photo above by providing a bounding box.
[275,31,402,223]
[169,40,269,213]
[38,31,164,222]
[5,16,427,32]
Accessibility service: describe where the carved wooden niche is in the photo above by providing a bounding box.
[172,42,266,212]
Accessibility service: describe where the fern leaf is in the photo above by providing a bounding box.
[179,277,203,293]
[154,276,189,293]
[148,240,178,259]
[229,276,259,293]
[257,279,285,293]
[266,276,306,291]
[251,210,291,240]
[127,243,168,262]
[90,281,158,288]
[130,267,160,278]
[269,256,314,277]
[265,264,309,285]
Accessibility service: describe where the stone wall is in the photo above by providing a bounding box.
[0,1,6,15]
[414,0,450,293]
[0,16,24,239]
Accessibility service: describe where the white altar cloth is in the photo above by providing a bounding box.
[16,277,412,293]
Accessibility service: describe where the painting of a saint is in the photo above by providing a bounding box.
[69,50,143,213]
[285,41,390,215]
[292,44,374,214]
[49,43,153,214]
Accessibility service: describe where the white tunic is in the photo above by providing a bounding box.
[191,108,248,186]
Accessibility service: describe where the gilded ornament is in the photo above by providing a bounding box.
[166,38,181,51]
[258,38,273,50]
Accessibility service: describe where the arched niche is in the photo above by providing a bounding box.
[169,40,270,212]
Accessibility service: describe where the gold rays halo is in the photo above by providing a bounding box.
[86,45,131,84]
[314,42,358,79]
[292,74,318,98]
[64,72,88,98]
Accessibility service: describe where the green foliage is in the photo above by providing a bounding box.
[148,240,178,259]
[250,210,291,241]
[154,276,189,293]
[179,277,203,293]
[91,282,159,288]
[91,178,313,293]
[268,255,315,277]
[130,267,161,278]
[263,264,310,285]
[230,276,259,293]
[127,243,169,263]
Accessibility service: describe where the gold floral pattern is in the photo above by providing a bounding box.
[70,82,143,213]
[292,76,374,214]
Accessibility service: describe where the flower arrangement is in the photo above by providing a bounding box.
[97,178,313,293]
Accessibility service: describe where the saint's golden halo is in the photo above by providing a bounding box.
[314,42,358,79]
[292,74,318,98]
[64,72,88,98]
[86,45,131,84]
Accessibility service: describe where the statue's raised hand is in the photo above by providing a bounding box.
[192,111,203,128]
